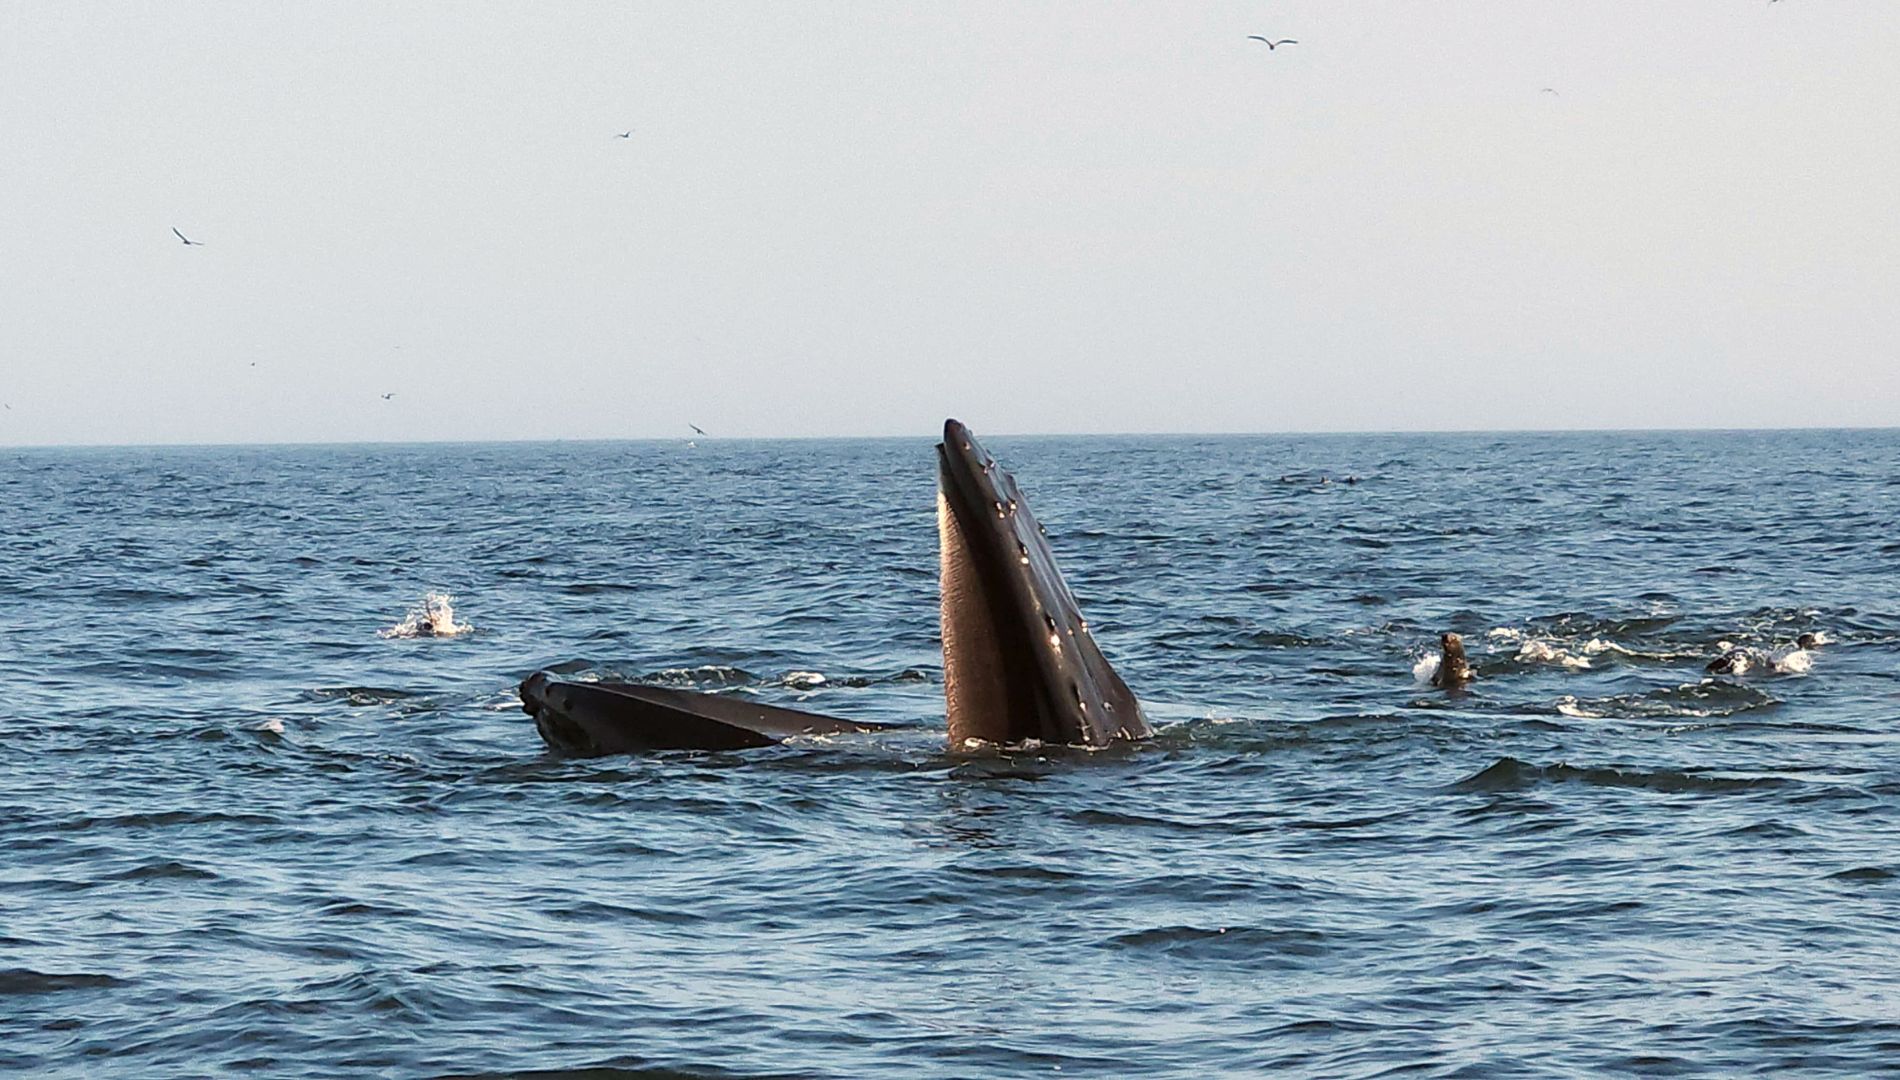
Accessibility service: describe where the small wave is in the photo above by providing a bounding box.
[305,686,421,706]
[1527,612,1679,638]
[559,582,640,595]
[0,968,127,995]
[1554,681,1777,721]
[1104,924,1326,959]
[639,666,758,689]
[380,592,472,639]
[1829,867,1894,883]
[1453,756,1784,794]
[107,860,219,882]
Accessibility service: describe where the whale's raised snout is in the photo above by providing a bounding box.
[935,419,1148,748]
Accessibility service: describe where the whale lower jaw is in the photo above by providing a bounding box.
[519,672,891,755]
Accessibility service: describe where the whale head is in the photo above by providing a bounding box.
[935,419,1148,748]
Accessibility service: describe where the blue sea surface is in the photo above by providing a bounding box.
[2,430,1898,1078]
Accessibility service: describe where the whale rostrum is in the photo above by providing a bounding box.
[518,419,1149,754]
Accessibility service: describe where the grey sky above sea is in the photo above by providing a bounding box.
[2,2,1896,447]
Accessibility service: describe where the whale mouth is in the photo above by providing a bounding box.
[517,419,1149,755]
[936,419,1148,748]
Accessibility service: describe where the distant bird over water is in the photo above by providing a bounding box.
[1247,36,1297,50]
[171,227,203,246]
[689,423,707,436]
[1541,87,1561,96]
[616,130,634,138]
[381,393,395,401]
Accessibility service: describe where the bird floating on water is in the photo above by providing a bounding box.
[1247,36,1297,50]
[172,227,203,246]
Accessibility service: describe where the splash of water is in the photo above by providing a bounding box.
[380,592,472,639]
[1517,639,1593,669]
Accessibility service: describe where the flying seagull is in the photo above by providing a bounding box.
[616,130,634,138]
[1247,36,1297,50]
[1541,87,1561,96]
[688,423,707,436]
[172,227,204,246]
[381,393,395,401]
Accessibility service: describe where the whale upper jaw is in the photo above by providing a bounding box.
[936,419,1149,748]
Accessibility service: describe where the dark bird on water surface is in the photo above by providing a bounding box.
[689,423,707,436]
[1247,36,1298,50]
[172,227,203,246]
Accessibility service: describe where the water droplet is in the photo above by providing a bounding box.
[1016,541,1030,565]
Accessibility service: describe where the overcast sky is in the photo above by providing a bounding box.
[2,2,1896,445]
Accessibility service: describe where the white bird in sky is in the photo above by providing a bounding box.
[1247,36,1298,50]
[172,227,203,246]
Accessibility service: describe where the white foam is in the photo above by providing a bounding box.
[1555,696,1604,719]
[1517,639,1592,669]
[380,592,473,639]
[1486,627,1526,643]
[1773,649,1813,674]
[257,718,285,734]
[1413,653,1441,685]
[783,671,828,690]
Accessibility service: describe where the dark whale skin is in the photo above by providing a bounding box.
[519,672,892,755]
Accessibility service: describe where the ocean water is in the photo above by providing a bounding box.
[2,429,1897,1078]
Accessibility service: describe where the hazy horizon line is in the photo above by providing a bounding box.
[5,421,1896,453]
